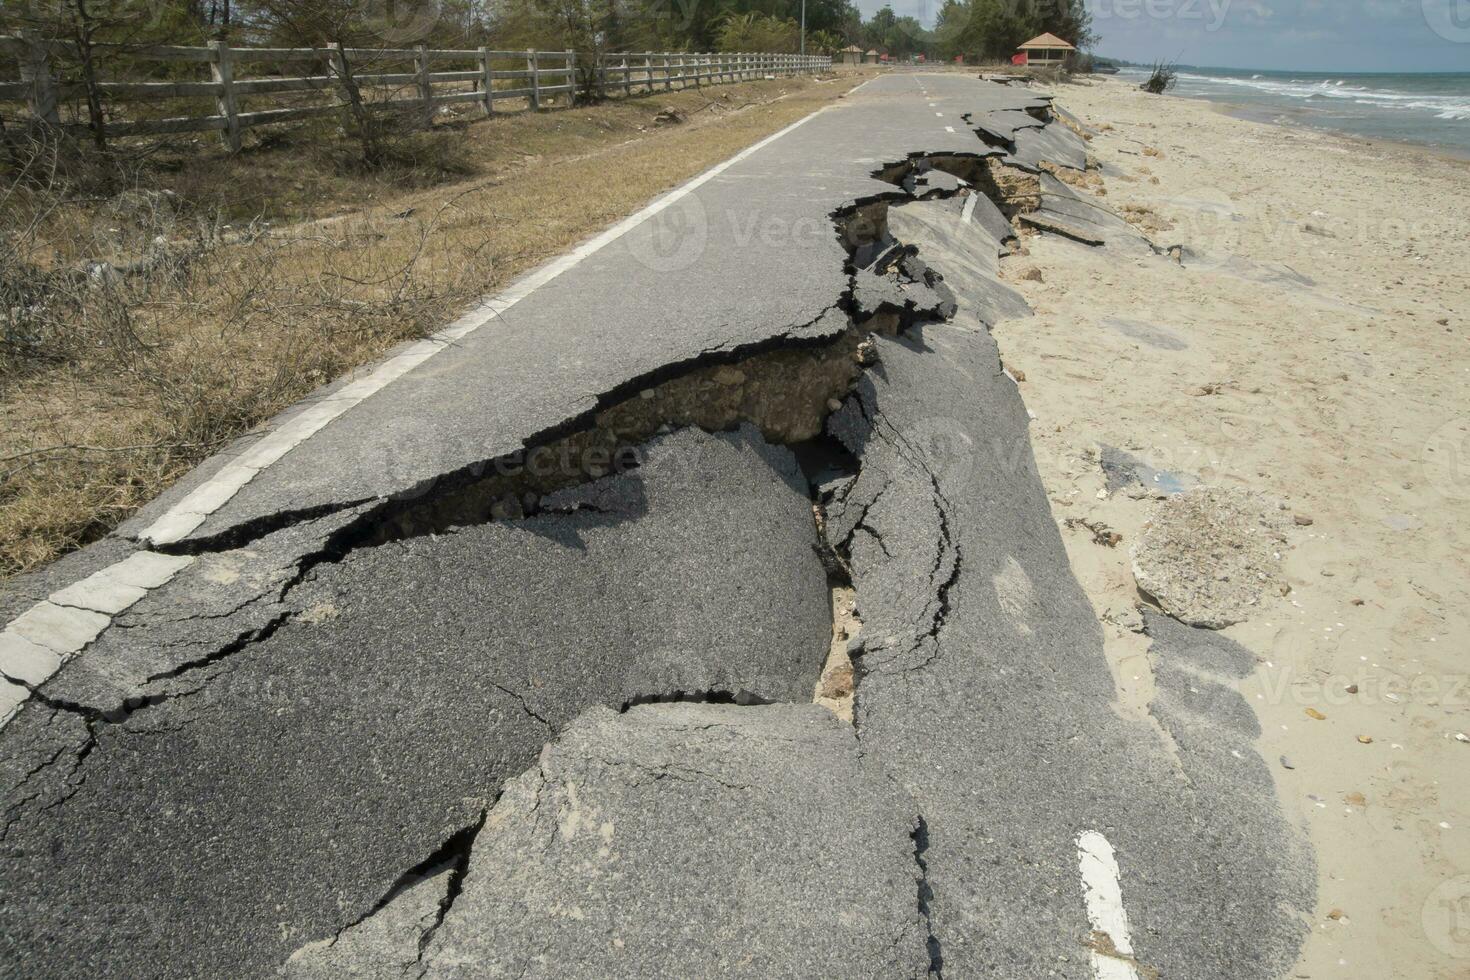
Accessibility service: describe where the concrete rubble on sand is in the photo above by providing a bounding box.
[1,74,1312,980]
[1130,484,1291,629]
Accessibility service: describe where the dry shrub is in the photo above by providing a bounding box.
[1140,61,1178,95]
[1,136,494,576]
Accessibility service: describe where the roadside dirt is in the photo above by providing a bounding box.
[994,77,1470,979]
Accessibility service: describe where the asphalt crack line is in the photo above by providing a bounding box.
[137,107,840,549]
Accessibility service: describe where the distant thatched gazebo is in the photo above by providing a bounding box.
[1015,32,1075,66]
[838,44,864,65]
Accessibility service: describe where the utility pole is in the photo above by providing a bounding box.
[800,0,806,56]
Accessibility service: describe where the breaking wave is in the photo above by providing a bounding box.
[1174,71,1470,121]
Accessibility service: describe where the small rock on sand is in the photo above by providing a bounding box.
[1129,485,1288,629]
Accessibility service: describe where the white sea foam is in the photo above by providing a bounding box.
[1163,70,1470,122]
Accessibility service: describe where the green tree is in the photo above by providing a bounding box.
[934,0,1092,63]
[714,11,799,52]
[806,28,842,54]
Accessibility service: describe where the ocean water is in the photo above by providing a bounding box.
[1115,65,1470,156]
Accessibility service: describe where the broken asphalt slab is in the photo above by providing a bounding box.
[824,194,1312,979]
[287,703,932,979]
[0,427,829,977]
[1021,171,1161,255]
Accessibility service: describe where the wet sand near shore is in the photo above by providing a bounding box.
[991,74,1470,979]
[1210,98,1470,164]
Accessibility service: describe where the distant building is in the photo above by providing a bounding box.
[1014,32,1075,66]
[864,49,880,64]
[838,45,864,65]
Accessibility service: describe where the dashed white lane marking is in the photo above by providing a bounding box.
[1077,831,1143,980]
[961,193,979,224]
[138,103,840,547]
[945,125,955,133]
[935,111,944,117]
[0,552,194,729]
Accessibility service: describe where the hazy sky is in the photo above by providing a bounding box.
[852,0,1470,71]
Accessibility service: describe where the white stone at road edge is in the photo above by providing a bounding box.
[0,550,195,729]
[103,551,195,590]
[50,576,149,616]
[1,676,27,726]
[8,602,110,655]
[0,633,63,686]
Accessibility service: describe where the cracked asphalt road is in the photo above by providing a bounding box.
[2,428,828,977]
[1,73,1312,979]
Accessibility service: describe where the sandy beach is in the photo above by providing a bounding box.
[993,75,1470,978]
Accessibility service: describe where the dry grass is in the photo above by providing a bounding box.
[0,71,871,578]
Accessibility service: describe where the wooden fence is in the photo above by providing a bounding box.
[0,33,831,152]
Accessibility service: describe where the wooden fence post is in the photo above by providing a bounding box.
[415,44,434,125]
[622,52,631,97]
[208,40,241,153]
[329,42,381,164]
[527,49,540,110]
[566,49,575,107]
[18,30,60,129]
[478,46,494,116]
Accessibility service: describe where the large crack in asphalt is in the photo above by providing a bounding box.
[0,148,1005,976]
[263,163,1030,979]
[1,97,1311,979]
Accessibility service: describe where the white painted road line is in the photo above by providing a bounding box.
[0,552,194,729]
[138,104,839,547]
[961,193,979,224]
[945,125,955,133]
[935,111,944,117]
[1077,831,1143,980]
